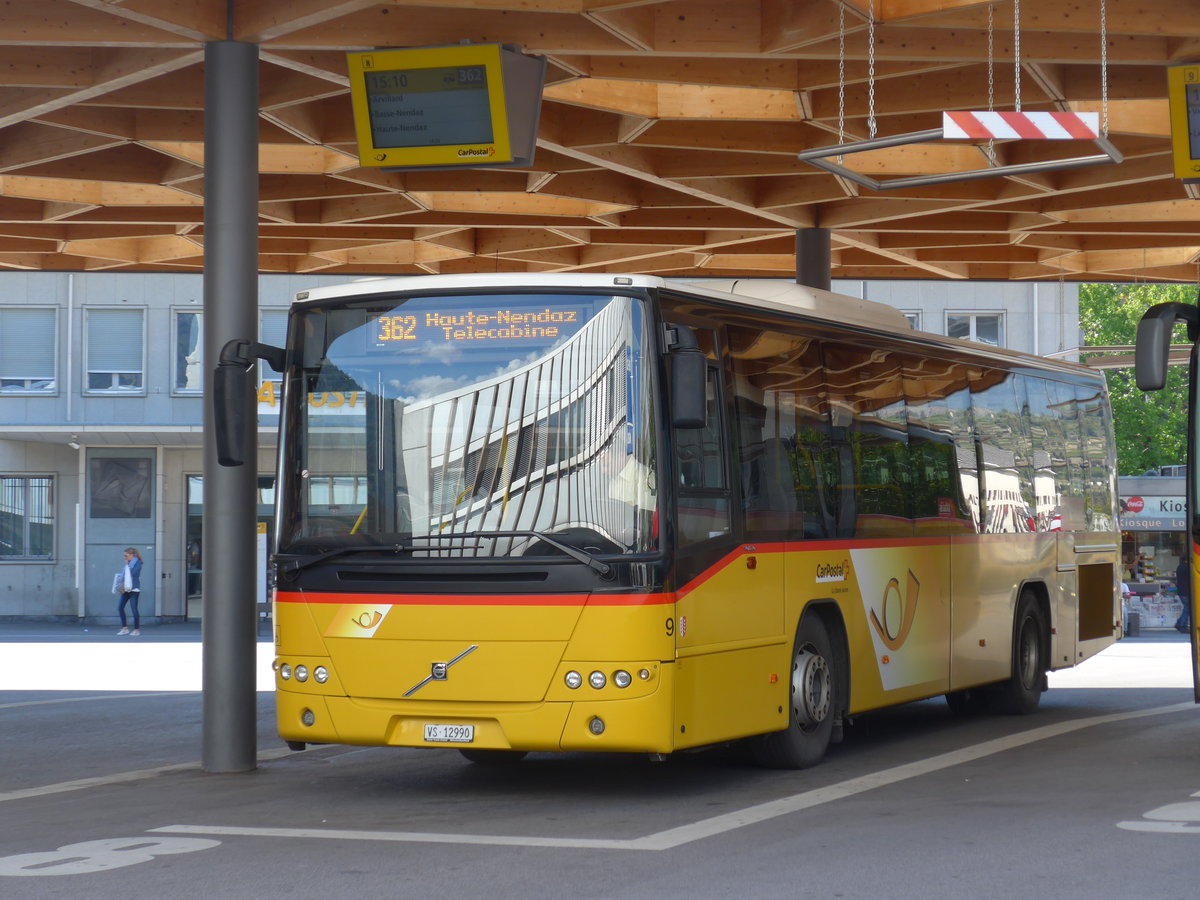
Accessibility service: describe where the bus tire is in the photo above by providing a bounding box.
[995,592,1046,715]
[944,688,988,716]
[458,749,528,764]
[752,614,837,769]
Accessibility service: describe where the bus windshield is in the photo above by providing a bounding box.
[278,291,658,562]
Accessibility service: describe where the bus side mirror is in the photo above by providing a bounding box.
[214,339,286,467]
[214,345,251,468]
[1136,302,1199,391]
[669,326,707,429]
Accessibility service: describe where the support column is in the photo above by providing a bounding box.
[202,39,260,773]
[795,228,831,292]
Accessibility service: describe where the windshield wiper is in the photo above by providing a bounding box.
[437,530,612,575]
[274,542,445,575]
[276,530,611,576]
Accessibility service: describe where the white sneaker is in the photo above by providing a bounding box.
[117,627,130,635]
[130,629,140,636]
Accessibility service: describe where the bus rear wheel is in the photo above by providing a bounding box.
[752,614,837,769]
[995,592,1046,715]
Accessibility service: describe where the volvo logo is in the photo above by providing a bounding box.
[403,645,478,697]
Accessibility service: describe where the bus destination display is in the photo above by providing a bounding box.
[365,64,492,150]
[374,306,585,345]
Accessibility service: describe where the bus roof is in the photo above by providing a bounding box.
[294,273,910,332]
[292,273,1096,380]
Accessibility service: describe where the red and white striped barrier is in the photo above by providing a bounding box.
[942,110,1100,140]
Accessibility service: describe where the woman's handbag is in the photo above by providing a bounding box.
[112,571,125,595]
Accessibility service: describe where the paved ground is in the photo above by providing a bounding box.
[1,625,1197,899]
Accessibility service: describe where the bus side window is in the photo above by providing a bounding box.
[727,324,834,540]
[671,326,730,547]
[1077,384,1117,532]
[824,343,913,539]
[903,357,976,534]
[971,369,1035,534]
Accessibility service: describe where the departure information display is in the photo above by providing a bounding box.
[364,64,493,149]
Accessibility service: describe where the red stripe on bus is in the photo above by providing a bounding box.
[275,590,675,607]
[277,533,1043,609]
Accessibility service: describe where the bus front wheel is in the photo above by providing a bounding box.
[995,592,1046,715]
[752,614,837,769]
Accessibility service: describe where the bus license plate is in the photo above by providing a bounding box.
[423,723,474,743]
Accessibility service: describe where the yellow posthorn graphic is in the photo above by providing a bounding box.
[870,571,920,652]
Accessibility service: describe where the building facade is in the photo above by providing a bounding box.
[0,274,1080,622]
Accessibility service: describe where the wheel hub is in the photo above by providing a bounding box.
[792,646,831,729]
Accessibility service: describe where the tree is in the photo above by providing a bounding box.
[1078,283,1195,475]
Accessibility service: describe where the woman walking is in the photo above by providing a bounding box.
[117,547,144,636]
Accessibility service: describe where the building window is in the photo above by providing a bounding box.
[174,311,203,393]
[0,476,54,559]
[901,311,921,330]
[0,307,56,394]
[86,308,145,393]
[258,308,288,410]
[947,312,1004,347]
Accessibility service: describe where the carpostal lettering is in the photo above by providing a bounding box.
[815,561,848,584]
[457,147,494,158]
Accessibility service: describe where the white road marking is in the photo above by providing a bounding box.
[0,749,294,804]
[154,700,1198,852]
[0,692,191,710]
[1118,794,1200,834]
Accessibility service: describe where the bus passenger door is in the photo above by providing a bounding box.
[669,322,785,747]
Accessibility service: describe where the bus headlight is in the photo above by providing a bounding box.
[565,671,583,690]
[295,665,309,683]
[280,664,292,681]
[314,666,329,684]
[589,671,607,689]
[613,670,632,689]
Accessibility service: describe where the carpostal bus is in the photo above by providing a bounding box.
[215,274,1122,768]
[1136,302,1200,701]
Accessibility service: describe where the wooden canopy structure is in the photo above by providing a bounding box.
[0,0,1197,282]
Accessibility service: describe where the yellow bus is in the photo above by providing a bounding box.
[1136,301,1200,701]
[217,274,1121,767]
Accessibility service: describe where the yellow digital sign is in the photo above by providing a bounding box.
[347,44,545,170]
[1167,63,1200,182]
[375,308,581,344]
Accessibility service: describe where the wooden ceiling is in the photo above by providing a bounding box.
[0,0,1197,282]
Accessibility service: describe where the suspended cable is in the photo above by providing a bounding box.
[1099,0,1109,136]
[1013,0,1022,113]
[867,0,877,138]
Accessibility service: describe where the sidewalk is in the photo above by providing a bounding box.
[0,621,1190,694]
[0,620,276,692]
[0,619,266,643]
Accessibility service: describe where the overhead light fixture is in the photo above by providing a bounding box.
[67,436,81,450]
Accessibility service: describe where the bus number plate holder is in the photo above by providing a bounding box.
[423,723,474,743]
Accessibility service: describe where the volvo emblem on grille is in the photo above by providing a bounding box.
[404,645,478,697]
